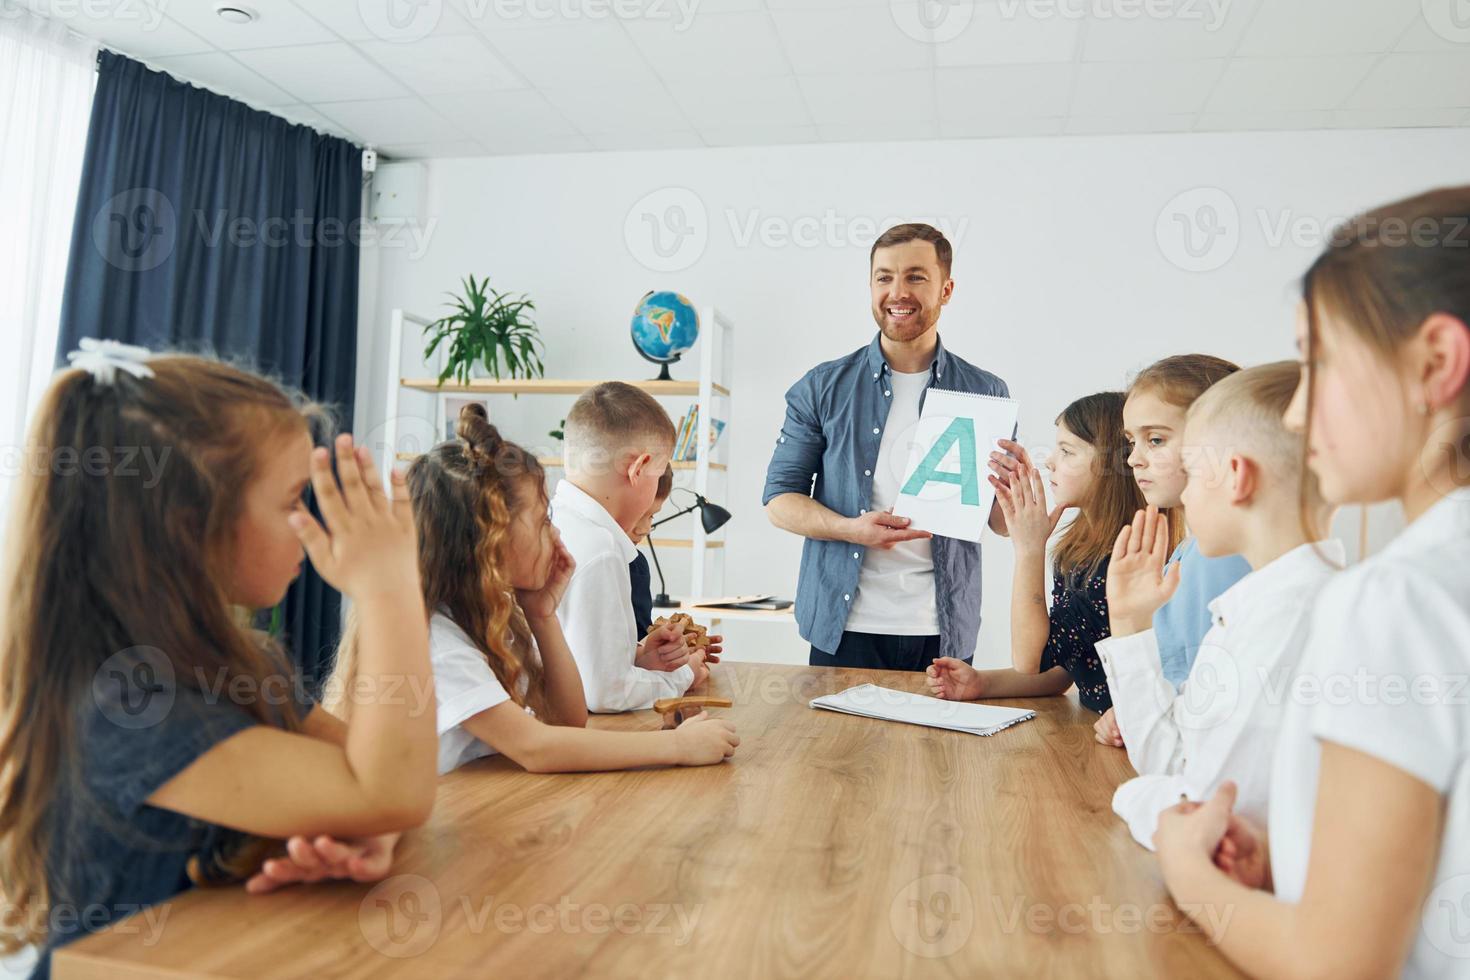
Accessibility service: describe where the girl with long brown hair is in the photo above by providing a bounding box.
[925,392,1144,713]
[329,404,737,774]
[0,343,436,975]
[1154,186,1470,978]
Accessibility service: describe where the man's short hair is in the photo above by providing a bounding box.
[871,223,953,278]
[564,382,676,465]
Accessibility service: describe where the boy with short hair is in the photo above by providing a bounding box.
[1100,362,1342,849]
[553,382,708,712]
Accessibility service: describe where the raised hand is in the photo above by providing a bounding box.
[672,710,739,765]
[847,508,932,550]
[244,832,400,894]
[516,528,576,620]
[926,657,984,701]
[289,434,419,602]
[987,438,1036,491]
[990,460,1065,557]
[1105,506,1180,637]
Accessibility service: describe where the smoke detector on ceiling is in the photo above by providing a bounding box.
[214,5,258,24]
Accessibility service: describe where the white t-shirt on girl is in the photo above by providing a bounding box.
[1268,489,1470,978]
[430,611,536,775]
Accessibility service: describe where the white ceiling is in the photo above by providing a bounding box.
[24,0,1470,158]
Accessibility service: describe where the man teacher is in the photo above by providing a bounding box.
[763,223,1014,671]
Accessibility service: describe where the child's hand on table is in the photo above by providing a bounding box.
[926,657,984,701]
[1105,506,1180,637]
[635,622,690,672]
[244,832,400,894]
[672,711,739,765]
[1094,707,1124,747]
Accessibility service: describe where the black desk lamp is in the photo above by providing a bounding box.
[645,489,732,608]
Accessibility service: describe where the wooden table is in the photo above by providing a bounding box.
[56,663,1244,979]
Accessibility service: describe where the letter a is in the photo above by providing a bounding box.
[901,417,979,505]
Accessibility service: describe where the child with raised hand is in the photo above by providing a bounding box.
[926,392,1143,710]
[1154,186,1470,979]
[1091,353,1250,748]
[553,383,711,712]
[0,344,435,975]
[329,403,737,774]
[1098,363,1341,849]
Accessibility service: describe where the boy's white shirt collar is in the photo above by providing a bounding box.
[1207,538,1346,628]
[553,479,636,563]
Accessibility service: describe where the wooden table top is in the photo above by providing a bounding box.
[56,662,1243,979]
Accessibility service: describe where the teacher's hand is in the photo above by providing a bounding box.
[846,509,932,550]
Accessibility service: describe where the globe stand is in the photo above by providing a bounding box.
[636,349,680,382]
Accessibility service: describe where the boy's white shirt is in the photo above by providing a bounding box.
[1097,539,1345,849]
[551,479,694,712]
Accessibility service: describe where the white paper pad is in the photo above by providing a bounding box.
[809,684,1036,736]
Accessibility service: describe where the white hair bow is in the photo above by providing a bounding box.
[66,337,156,384]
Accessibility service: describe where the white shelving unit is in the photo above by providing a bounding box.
[380,305,735,599]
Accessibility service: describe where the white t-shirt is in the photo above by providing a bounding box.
[845,369,940,635]
[1268,489,1470,977]
[430,611,536,775]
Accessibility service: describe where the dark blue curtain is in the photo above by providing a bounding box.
[58,51,362,692]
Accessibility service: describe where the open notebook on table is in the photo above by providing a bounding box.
[810,684,1035,736]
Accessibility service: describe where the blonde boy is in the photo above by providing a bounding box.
[552,382,708,712]
[1099,362,1342,849]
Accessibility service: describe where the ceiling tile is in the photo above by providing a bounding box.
[698,123,821,145]
[481,131,595,153]
[934,0,1080,66]
[380,140,489,159]
[938,115,1062,138]
[1343,52,1470,109]
[428,89,580,136]
[1194,110,1329,131]
[935,63,1073,118]
[1063,113,1194,134]
[485,21,659,86]
[541,82,690,131]
[588,127,706,150]
[798,70,935,125]
[769,7,934,74]
[1206,56,1377,112]
[269,103,354,137]
[354,35,524,93]
[817,119,939,141]
[296,0,480,41]
[1396,3,1470,52]
[1071,60,1225,115]
[1237,0,1421,57]
[149,52,298,106]
[317,97,467,144]
[164,0,335,50]
[25,0,214,57]
[624,12,793,80]
[234,42,409,101]
[1082,0,1259,61]
[1330,106,1470,129]
[669,74,812,127]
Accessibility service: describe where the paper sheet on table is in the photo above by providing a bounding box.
[891,389,1019,542]
[809,684,1035,736]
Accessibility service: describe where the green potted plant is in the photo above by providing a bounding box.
[423,275,546,386]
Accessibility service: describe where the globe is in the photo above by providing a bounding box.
[630,290,699,381]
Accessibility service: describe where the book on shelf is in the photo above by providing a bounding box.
[671,405,726,462]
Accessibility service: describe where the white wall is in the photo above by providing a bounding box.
[358,126,1469,667]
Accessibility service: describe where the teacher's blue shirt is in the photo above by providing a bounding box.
[761,333,1009,663]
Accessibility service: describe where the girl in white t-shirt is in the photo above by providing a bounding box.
[331,404,738,774]
[1153,185,1470,978]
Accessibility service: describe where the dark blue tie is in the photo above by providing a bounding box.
[629,551,654,637]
